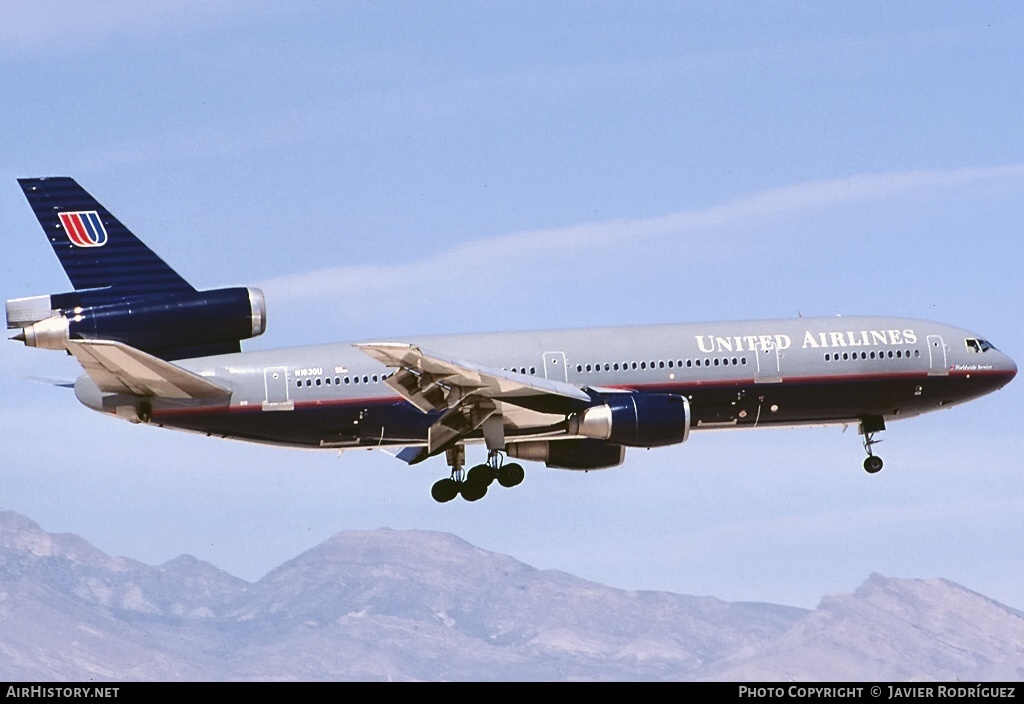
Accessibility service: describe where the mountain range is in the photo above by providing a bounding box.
[1,510,1021,681]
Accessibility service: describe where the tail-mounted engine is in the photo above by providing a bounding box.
[7,287,266,360]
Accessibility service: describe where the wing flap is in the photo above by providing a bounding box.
[355,342,589,462]
[354,342,590,412]
[65,339,230,399]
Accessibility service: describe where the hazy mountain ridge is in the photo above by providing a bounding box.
[0,511,1020,681]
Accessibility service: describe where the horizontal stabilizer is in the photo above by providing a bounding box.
[395,446,430,465]
[20,375,76,388]
[65,339,230,399]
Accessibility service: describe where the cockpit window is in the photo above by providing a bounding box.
[965,338,996,353]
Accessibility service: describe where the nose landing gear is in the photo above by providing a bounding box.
[863,454,884,474]
[859,416,885,474]
[431,446,524,503]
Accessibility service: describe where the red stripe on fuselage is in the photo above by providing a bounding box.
[147,367,1012,420]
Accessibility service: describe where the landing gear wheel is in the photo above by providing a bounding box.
[497,463,524,488]
[863,455,884,474]
[466,464,496,487]
[431,478,460,503]
[137,402,152,424]
[859,417,886,476]
[460,480,488,502]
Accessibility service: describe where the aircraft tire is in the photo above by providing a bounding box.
[497,463,525,488]
[863,456,884,474]
[137,402,152,424]
[431,478,460,503]
[460,480,488,502]
[466,464,496,487]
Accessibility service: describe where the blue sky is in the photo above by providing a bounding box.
[1,1,1022,609]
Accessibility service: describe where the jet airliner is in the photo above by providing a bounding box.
[7,178,1016,502]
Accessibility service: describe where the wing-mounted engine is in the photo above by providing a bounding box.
[508,438,626,470]
[7,287,266,360]
[568,393,691,447]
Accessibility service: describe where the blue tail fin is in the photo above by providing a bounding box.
[18,177,195,296]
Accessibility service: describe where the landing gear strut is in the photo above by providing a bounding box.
[859,416,885,474]
[430,446,524,503]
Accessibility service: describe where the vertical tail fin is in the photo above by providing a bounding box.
[18,177,194,296]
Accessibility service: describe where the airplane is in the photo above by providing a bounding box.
[7,177,1017,503]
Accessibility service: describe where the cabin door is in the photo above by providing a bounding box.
[755,345,782,384]
[263,366,294,411]
[543,351,568,382]
[927,335,949,376]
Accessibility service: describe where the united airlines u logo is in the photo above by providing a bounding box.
[58,211,108,247]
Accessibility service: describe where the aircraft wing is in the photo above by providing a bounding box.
[354,342,591,461]
[354,342,591,412]
[65,339,231,399]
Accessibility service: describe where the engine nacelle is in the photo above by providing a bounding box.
[569,394,690,447]
[9,287,266,359]
[508,439,626,470]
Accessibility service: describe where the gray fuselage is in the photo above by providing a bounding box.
[73,315,1016,463]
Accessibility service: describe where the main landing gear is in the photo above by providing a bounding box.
[859,416,885,474]
[431,446,524,503]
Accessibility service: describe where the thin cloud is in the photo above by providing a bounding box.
[0,1,251,54]
[258,164,1024,305]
